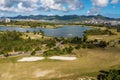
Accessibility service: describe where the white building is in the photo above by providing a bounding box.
[4,18,11,23]
[0,18,11,23]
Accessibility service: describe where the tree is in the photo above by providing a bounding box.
[43,47,62,56]
[98,41,108,48]
[83,34,88,42]
[63,46,73,54]
[117,26,120,32]
[69,37,82,44]
[97,69,120,80]
[75,44,81,50]
[33,30,37,35]
[4,53,9,57]
[35,47,41,51]
[39,30,45,37]
[26,30,29,33]
[31,50,36,55]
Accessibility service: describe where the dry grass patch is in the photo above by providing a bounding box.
[0,48,120,80]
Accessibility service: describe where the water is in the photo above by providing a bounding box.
[0,26,91,38]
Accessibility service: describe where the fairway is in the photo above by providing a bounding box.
[0,48,120,80]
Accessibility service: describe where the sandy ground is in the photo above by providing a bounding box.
[48,56,77,60]
[18,57,45,62]
[33,69,55,77]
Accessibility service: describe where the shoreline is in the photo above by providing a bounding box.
[0,24,61,28]
[0,24,97,28]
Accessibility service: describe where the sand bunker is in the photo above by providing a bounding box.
[18,57,45,62]
[48,56,77,60]
[18,56,77,62]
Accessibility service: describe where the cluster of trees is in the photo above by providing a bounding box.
[42,36,109,56]
[62,36,108,49]
[0,30,110,57]
[0,31,56,56]
[0,27,114,57]
[84,29,114,35]
[97,69,120,80]
[43,47,62,56]
[43,46,74,56]
[86,40,108,48]
[0,21,56,28]
[67,22,120,28]
[0,30,22,41]
[117,26,120,32]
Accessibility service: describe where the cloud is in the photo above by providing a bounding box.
[40,0,66,11]
[91,0,109,7]
[111,0,119,4]
[0,0,84,13]
[87,7,100,15]
[87,0,109,15]
[0,0,38,13]
[39,0,84,11]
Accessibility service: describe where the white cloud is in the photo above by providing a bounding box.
[0,0,119,16]
[91,0,109,7]
[88,0,110,15]
[87,7,100,15]
[0,0,38,13]
[39,0,84,11]
[111,0,119,4]
[40,0,66,11]
[67,0,84,10]
[0,0,84,13]
[0,0,5,5]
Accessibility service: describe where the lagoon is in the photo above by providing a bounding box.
[0,26,91,38]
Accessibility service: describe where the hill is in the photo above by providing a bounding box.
[5,15,120,21]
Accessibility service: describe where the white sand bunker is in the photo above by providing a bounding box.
[48,56,77,60]
[18,56,77,62]
[18,57,45,62]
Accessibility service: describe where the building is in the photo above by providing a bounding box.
[0,18,11,23]
[4,18,11,23]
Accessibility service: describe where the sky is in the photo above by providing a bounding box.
[0,0,120,18]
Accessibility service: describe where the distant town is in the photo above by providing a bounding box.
[1,15,120,26]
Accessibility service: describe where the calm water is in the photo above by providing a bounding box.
[0,26,91,38]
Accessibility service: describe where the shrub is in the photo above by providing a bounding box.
[43,48,62,56]
[97,69,120,80]
[98,41,108,48]
[31,50,36,55]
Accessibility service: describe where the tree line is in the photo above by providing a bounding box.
[0,21,56,28]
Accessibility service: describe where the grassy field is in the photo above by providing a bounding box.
[21,33,45,39]
[88,28,120,42]
[0,47,120,80]
[0,26,120,80]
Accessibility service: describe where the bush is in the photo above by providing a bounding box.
[98,41,108,48]
[43,48,62,56]
[31,50,36,55]
[75,44,81,50]
[87,43,95,49]
[62,46,74,54]
[84,29,114,35]
[117,27,120,32]
[97,69,120,80]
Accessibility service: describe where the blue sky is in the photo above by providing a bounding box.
[0,0,120,18]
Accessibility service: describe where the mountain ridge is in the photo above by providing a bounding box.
[2,15,120,21]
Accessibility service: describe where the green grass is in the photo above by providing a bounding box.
[88,28,120,42]
[0,47,120,80]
